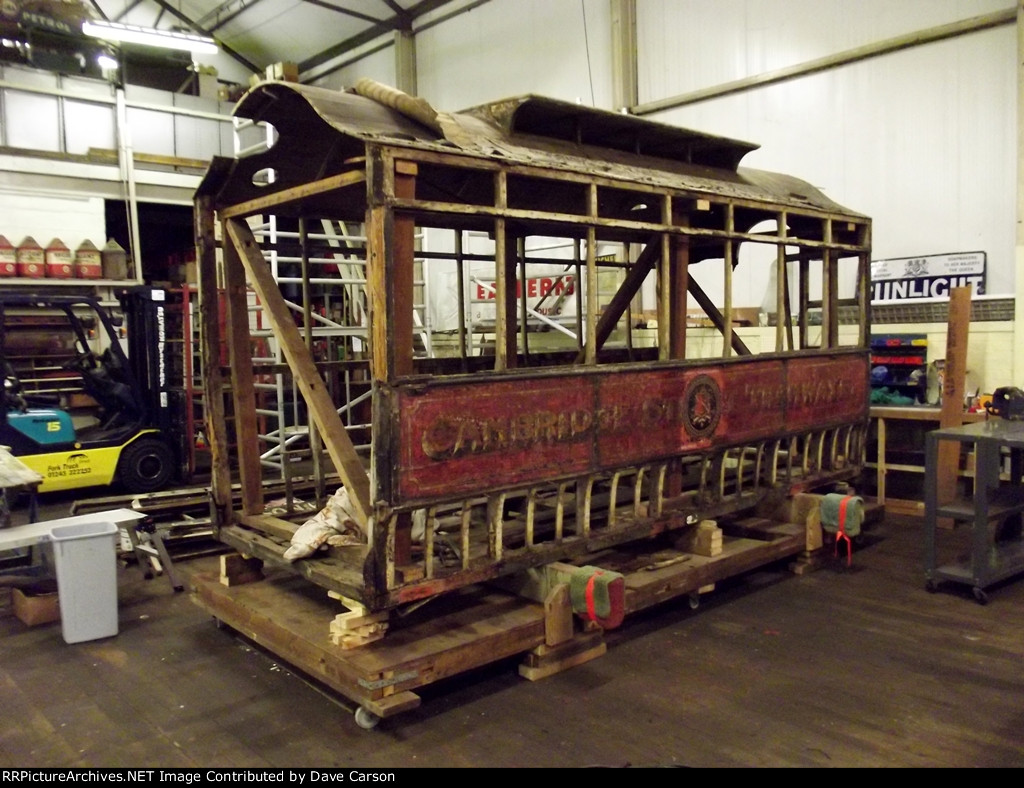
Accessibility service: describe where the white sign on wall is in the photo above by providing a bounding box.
[870,251,985,302]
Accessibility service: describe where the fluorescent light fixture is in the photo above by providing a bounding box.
[96,53,119,70]
[82,20,218,55]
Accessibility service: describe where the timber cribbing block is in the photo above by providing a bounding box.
[759,493,825,551]
[328,592,389,649]
[220,553,264,586]
[518,630,606,681]
[676,519,723,556]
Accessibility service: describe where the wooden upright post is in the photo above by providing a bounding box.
[222,222,263,515]
[936,286,972,521]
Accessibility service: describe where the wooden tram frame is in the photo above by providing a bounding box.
[192,80,873,726]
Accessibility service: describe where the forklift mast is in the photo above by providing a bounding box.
[117,286,189,478]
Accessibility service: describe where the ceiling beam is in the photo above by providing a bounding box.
[112,0,145,23]
[299,0,386,26]
[379,0,408,17]
[149,0,261,73]
[198,0,273,34]
[299,0,458,73]
[87,1,109,21]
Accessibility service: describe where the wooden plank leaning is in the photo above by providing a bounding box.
[935,285,972,527]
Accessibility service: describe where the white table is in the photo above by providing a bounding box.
[0,508,146,551]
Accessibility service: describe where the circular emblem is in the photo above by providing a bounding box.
[683,375,721,439]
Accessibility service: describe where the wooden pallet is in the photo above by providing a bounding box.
[190,507,819,728]
[191,567,550,725]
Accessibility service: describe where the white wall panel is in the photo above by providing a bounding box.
[126,106,175,158]
[637,0,1010,100]
[312,46,397,92]
[0,192,106,251]
[636,0,1016,303]
[63,101,117,155]
[124,85,175,158]
[416,0,612,111]
[173,94,232,160]
[3,92,61,151]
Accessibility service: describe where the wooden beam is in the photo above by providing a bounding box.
[194,195,232,517]
[236,512,300,541]
[219,170,366,219]
[222,221,263,515]
[820,220,833,349]
[669,220,689,360]
[798,253,810,349]
[658,196,671,360]
[584,184,598,365]
[368,203,390,382]
[936,286,972,515]
[502,231,519,369]
[493,171,517,370]
[387,196,868,254]
[722,205,734,357]
[776,211,788,352]
[225,218,372,526]
[391,161,417,378]
[576,234,659,363]
[858,225,873,348]
[688,278,751,356]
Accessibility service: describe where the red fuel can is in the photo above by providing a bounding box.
[0,235,15,276]
[45,238,74,279]
[75,239,103,279]
[16,236,45,278]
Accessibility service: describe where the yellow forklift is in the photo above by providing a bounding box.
[0,290,185,494]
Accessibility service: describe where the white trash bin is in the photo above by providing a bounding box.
[49,521,119,644]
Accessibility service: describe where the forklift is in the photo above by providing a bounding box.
[0,290,186,494]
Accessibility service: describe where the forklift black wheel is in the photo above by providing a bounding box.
[117,437,174,493]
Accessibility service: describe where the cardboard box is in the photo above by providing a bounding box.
[12,585,60,626]
[266,61,298,82]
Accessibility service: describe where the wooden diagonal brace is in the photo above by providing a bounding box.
[576,234,660,363]
[688,277,752,356]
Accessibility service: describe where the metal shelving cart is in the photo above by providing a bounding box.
[924,418,1024,604]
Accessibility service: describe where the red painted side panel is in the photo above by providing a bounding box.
[395,353,867,502]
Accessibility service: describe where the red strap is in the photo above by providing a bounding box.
[837,495,853,535]
[584,571,603,621]
[835,495,854,566]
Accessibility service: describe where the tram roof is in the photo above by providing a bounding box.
[199,79,866,223]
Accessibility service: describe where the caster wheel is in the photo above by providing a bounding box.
[354,707,381,730]
[688,593,700,610]
[925,579,938,593]
[972,587,988,605]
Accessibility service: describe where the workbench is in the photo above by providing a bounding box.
[924,419,1024,604]
[0,509,146,552]
[868,406,986,515]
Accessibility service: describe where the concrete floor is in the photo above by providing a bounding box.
[1,488,1023,768]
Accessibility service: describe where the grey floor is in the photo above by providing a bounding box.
[1,490,1023,768]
